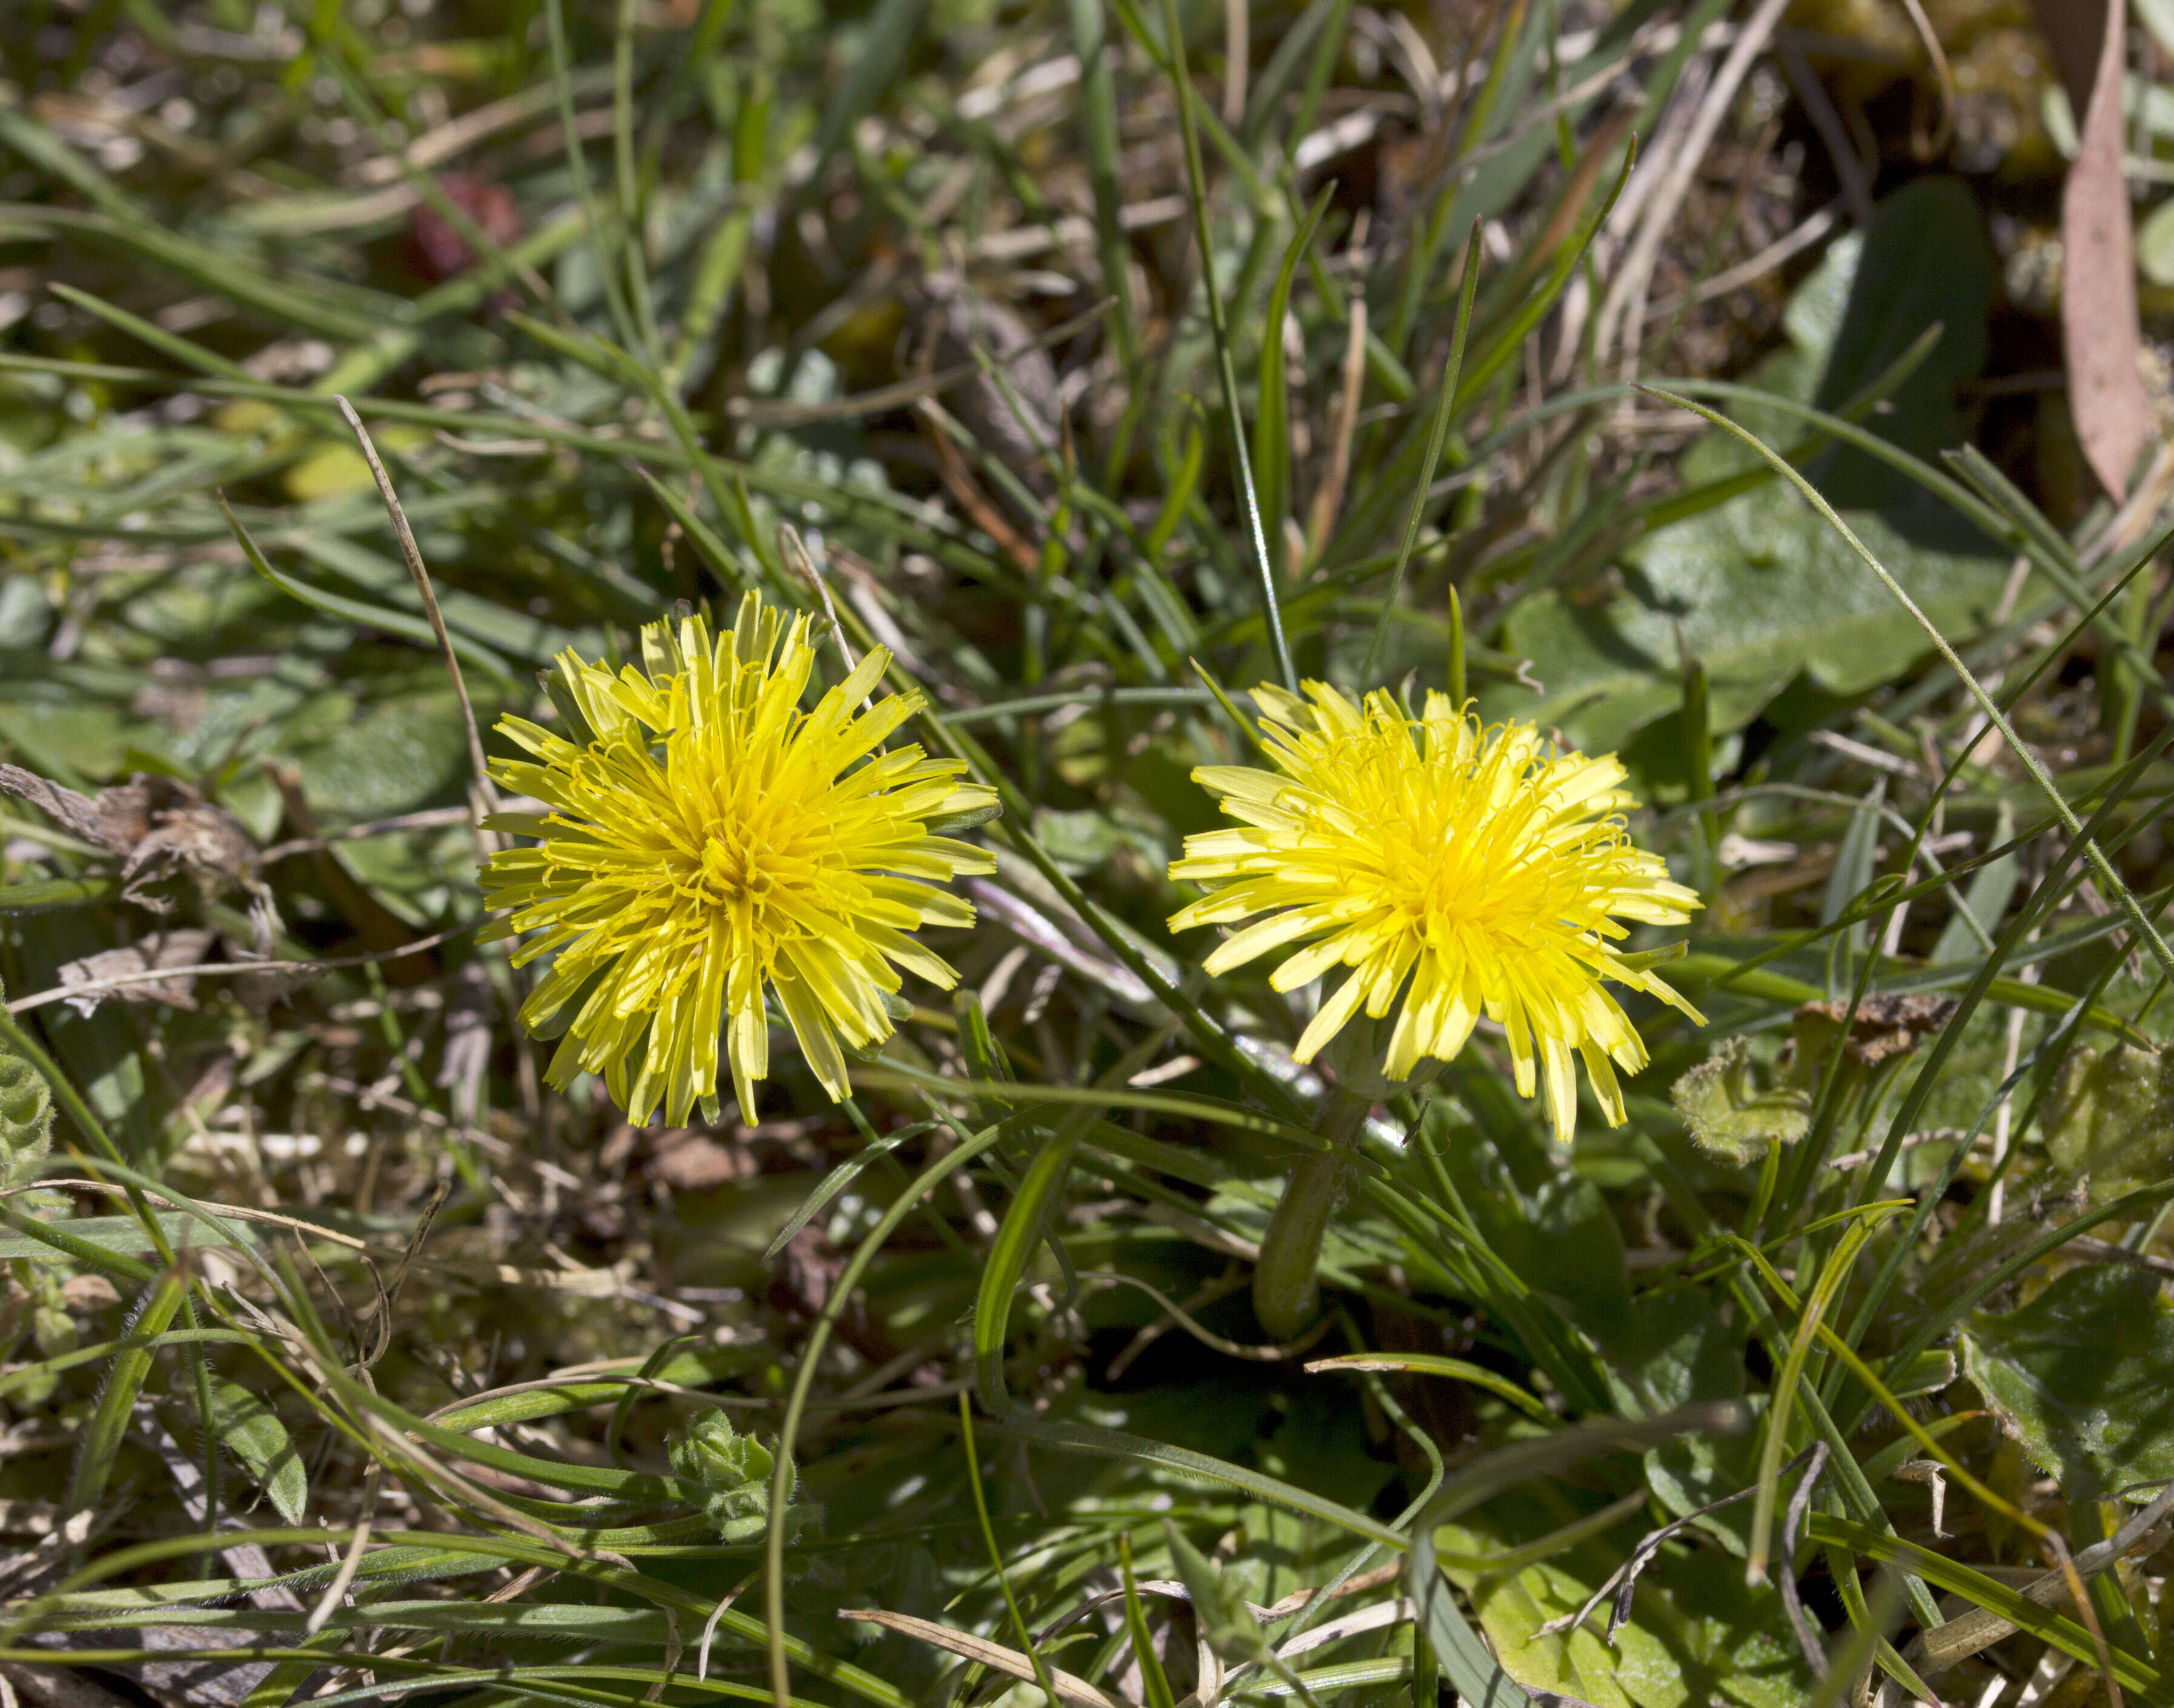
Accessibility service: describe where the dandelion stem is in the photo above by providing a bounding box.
[1253,1084,1373,1338]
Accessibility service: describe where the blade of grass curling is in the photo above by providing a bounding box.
[1256,187,1334,588]
[973,1031,1166,1415]
[1305,1353,1552,1425]
[1725,1231,2047,1550]
[764,1109,1026,1708]
[975,1413,1404,1548]
[1623,1132,1948,1631]
[1816,738,2174,1254]
[1645,386,2174,987]
[1717,1265,1947,1633]
[1825,744,2174,1391]
[958,1393,1063,1708]
[1147,0,1297,693]
[1360,227,1481,685]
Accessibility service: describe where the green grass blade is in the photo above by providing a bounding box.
[69,1265,188,1517]
[1359,227,1479,685]
[1136,0,1296,691]
[1253,186,1333,590]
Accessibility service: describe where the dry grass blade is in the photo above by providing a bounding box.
[838,1609,1132,1708]
[334,396,502,832]
[3,925,476,1014]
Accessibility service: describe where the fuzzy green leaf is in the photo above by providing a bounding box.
[1960,1264,2174,1500]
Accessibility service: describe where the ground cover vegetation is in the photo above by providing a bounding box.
[5,2,2174,1707]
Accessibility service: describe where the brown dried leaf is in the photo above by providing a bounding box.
[838,1609,1129,1708]
[1793,993,1959,1068]
[0,765,109,850]
[121,801,260,897]
[2036,0,2150,499]
[0,766,262,906]
[58,927,217,1016]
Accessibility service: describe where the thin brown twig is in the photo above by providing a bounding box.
[334,396,502,837]
[3,923,477,1014]
[916,398,1040,571]
[1894,0,1955,158]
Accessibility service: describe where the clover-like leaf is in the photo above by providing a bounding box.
[1670,1039,1810,1166]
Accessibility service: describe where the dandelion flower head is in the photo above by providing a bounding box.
[481,594,997,1126]
[1168,681,1701,1141]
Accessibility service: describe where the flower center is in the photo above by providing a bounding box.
[1365,767,1536,931]
[700,829,773,907]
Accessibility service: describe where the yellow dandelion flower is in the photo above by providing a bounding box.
[480,594,997,1127]
[1168,681,1701,1142]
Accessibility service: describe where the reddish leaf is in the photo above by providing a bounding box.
[2037,0,2150,499]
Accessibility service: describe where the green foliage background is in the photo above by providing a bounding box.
[5,3,2174,1708]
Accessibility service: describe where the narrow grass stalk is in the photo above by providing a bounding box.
[1360,229,1481,685]
[958,1393,1062,1708]
[1147,0,1297,692]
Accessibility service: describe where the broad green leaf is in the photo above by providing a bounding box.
[294,693,473,820]
[1960,1264,2174,1499]
[1489,179,2006,753]
[0,1211,244,1264]
[200,1377,308,1524]
[2042,1043,2174,1206]
[1623,1288,1759,1556]
[1644,1422,1763,1560]
[1430,1485,1810,1708]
